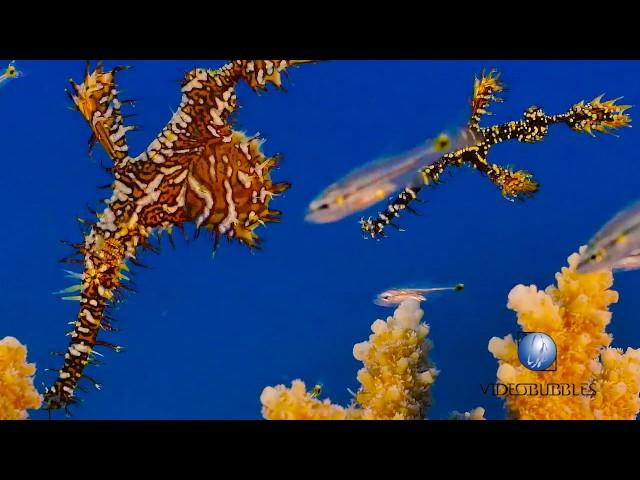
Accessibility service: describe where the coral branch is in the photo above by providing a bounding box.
[352,299,437,419]
[261,380,355,420]
[0,337,42,420]
[489,248,640,420]
[261,300,441,420]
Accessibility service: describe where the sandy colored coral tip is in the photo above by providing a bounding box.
[0,336,42,420]
[489,248,640,419]
[261,300,440,420]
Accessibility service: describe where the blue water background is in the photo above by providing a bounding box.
[2,60,639,419]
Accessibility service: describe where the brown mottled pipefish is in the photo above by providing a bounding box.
[44,60,313,415]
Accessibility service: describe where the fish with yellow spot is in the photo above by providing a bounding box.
[0,61,22,90]
[577,200,640,273]
[305,129,477,224]
[310,383,323,398]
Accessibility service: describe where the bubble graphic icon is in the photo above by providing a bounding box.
[518,333,557,371]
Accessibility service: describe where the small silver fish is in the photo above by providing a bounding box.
[374,284,464,307]
[577,200,640,274]
[0,61,22,89]
[306,130,477,224]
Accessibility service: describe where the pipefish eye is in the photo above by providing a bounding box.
[7,66,16,77]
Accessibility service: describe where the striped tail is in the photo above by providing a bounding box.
[44,230,140,413]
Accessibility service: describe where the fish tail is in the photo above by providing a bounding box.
[44,230,135,414]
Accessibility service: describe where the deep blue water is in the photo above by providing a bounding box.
[2,60,639,420]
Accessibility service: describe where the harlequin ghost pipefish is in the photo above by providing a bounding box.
[360,70,632,238]
[43,60,311,414]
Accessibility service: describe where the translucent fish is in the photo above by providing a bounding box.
[0,61,22,89]
[577,200,640,274]
[305,129,477,224]
[374,284,464,307]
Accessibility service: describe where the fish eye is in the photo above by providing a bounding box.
[316,203,330,211]
[589,250,604,262]
[7,67,16,76]
[434,134,451,151]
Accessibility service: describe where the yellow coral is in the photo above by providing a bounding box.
[0,336,42,420]
[261,300,441,420]
[489,248,640,419]
[352,299,438,419]
[450,407,487,420]
[260,380,356,420]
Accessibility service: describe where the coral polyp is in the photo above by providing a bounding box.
[43,60,310,414]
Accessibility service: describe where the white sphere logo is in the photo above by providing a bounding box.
[518,333,557,371]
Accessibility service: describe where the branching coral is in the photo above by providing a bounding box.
[262,299,483,420]
[361,70,631,238]
[0,337,42,420]
[261,380,355,420]
[351,299,437,419]
[489,248,640,420]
